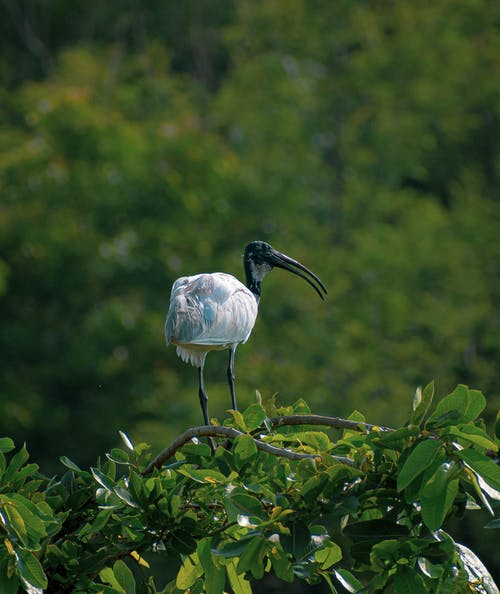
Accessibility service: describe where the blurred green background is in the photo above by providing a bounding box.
[1,0,499,585]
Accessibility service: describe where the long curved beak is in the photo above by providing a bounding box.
[269,249,328,300]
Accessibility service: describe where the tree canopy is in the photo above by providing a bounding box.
[1,386,499,593]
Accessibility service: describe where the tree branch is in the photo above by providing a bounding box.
[269,414,394,433]
[142,424,355,475]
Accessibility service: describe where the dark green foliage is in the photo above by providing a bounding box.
[1,1,499,471]
[0,386,498,592]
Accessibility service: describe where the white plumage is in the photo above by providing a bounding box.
[165,241,327,425]
[165,272,258,367]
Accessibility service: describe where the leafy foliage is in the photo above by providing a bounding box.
[0,385,498,593]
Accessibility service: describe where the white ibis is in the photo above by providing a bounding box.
[165,241,327,424]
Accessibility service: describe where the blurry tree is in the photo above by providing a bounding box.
[0,46,249,466]
[213,0,500,423]
[0,0,234,89]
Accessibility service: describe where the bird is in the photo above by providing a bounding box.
[165,240,327,425]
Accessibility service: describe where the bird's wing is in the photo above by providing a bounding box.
[165,273,258,347]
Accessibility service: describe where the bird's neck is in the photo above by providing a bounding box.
[245,272,262,302]
[244,260,263,302]
[248,280,262,302]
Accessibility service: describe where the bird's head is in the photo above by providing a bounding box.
[243,241,327,300]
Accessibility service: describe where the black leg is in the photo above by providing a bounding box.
[227,346,237,411]
[198,359,216,452]
[198,363,210,425]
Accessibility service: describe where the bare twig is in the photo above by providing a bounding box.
[142,424,354,475]
[269,414,394,433]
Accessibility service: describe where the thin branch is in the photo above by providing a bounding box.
[142,424,354,475]
[269,414,394,433]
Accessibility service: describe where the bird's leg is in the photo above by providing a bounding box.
[198,359,210,425]
[227,345,238,411]
[198,357,216,452]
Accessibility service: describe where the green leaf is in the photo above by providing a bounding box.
[370,539,402,571]
[295,457,318,480]
[273,431,332,452]
[411,381,434,427]
[426,385,469,429]
[188,578,205,594]
[458,449,500,491]
[198,538,225,594]
[3,445,29,482]
[226,410,247,432]
[2,500,28,544]
[464,389,487,422]
[100,567,126,592]
[426,385,486,430]
[417,556,445,579]
[112,560,136,594]
[394,566,427,594]
[107,448,130,464]
[444,425,498,451]
[79,509,113,537]
[369,426,420,451]
[269,542,293,582]
[397,438,442,491]
[234,434,258,467]
[114,486,139,508]
[314,540,342,569]
[412,385,423,412]
[60,455,83,472]
[3,494,48,546]
[15,549,47,590]
[226,559,253,594]
[347,410,366,423]
[495,411,500,442]
[119,431,135,451]
[91,467,116,491]
[224,491,264,523]
[420,464,459,531]
[178,467,228,484]
[333,569,364,593]
[0,438,15,454]
[466,466,495,516]
[293,399,311,414]
[127,470,147,507]
[242,403,267,431]
[213,539,251,559]
[300,474,327,500]
[237,537,266,579]
[181,441,213,457]
[176,553,203,590]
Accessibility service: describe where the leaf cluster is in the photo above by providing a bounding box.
[0,384,499,593]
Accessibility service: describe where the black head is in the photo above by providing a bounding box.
[243,241,327,300]
[244,241,274,266]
